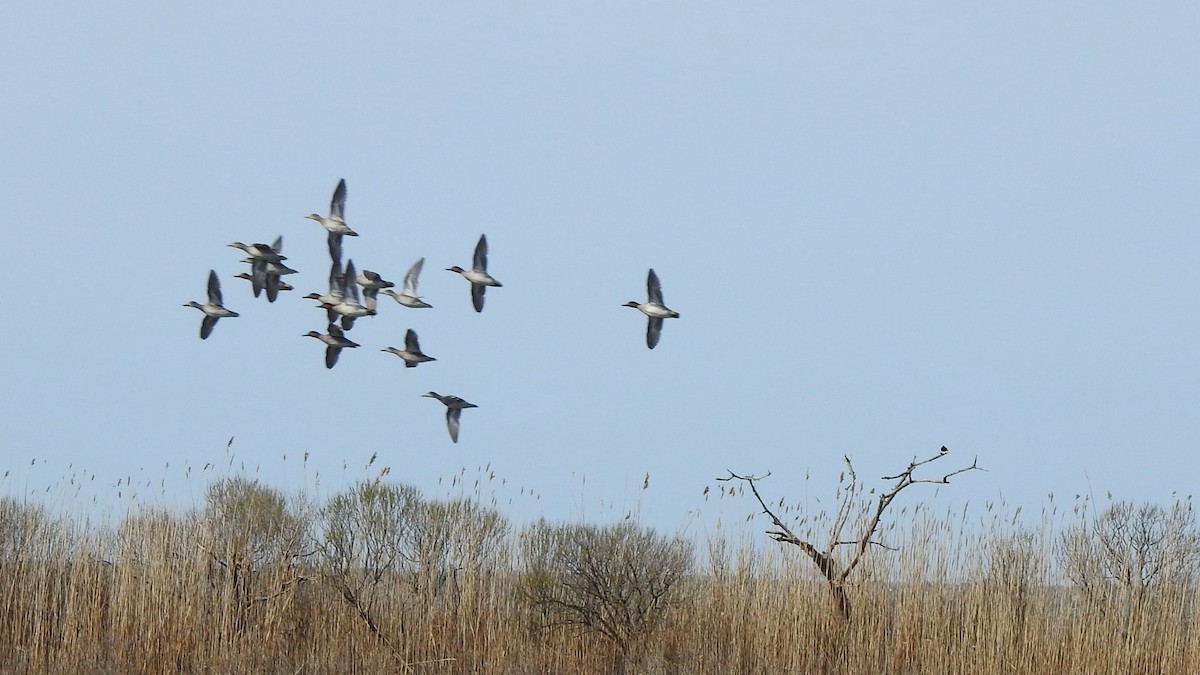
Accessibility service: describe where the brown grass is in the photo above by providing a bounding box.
[0,483,1197,674]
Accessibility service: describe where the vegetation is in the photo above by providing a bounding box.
[520,520,693,670]
[1,470,1199,674]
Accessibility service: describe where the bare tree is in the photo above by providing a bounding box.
[722,446,981,620]
[1061,499,1200,612]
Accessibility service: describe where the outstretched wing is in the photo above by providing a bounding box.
[471,283,486,313]
[343,260,362,303]
[327,259,342,293]
[647,268,663,305]
[446,407,462,443]
[250,259,266,298]
[473,234,489,271]
[404,257,425,294]
[330,178,347,220]
[327,232,343,265]
[207,270,223,305]
[646,317,663,349]
[200,315,218,340]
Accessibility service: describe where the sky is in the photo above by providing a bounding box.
[2,2,1197,537]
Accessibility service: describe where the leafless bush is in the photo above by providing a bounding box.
[519,520,693,664]
[1061,499,1200,613]
[200,477,311,635]
[319,480,422,649]
[322,481,422,582]
[318,480,508,652]
[203,477,309,570]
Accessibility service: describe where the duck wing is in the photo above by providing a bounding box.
[405,329,421,352]
[327,260,343,296]
[251,259,266,298]
[647,268,664,305]
[323,261,344,322]
[205,270,222,306]
[265,272,280,303]
[343,260,362,304]
[473,234,489,271]
[404,257,425,294]
[471,283,486,313]
[646,317,663,349]
[330,178,347,220]
[327,232,343,265]
[200,315,218,340]
[446,407,463,443]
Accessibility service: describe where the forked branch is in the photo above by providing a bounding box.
[722,445,982,620]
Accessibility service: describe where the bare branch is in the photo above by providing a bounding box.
[724,471,805,547]
[247,575,310,604]
[832,539,899,552]
[724,445,982,621]
[718,470,770,482]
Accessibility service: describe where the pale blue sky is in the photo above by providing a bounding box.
[2,2,1197,532]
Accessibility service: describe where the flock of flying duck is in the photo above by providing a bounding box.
[184,179,681,442]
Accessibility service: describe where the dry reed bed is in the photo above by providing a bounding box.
[0,488,1197,674]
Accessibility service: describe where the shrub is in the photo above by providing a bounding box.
[1061,499,1200,610]
[519,520,693,660]
[200,477,310,636]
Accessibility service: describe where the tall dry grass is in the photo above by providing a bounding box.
[0,479,1197,674]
